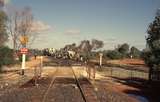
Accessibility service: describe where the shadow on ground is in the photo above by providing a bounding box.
[110,76,160,102]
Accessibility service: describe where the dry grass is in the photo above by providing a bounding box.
[107,58,145,66]
[26,56,51,68]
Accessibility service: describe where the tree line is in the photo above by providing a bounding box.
[59,40,141,61]
[104,43,141,60]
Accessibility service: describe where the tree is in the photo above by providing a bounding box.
[78,40,92,53]
[76,39,104,60]
[0,46,14,68]
[117,43,129,57]
[145,9,160,81]
[0,11,14,68]
[130,46,141,58]
[91,39,104,50]
[78,39,104,52]
[0,11,8,46]
[106,50,123,59]
[64,43,77,51]
[7,6,35,51]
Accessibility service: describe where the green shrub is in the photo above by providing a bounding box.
[130,46,141,58]
[18,54,29,62]
[117,43,129,57]
[106,50,123,59]
[0,46,15,68]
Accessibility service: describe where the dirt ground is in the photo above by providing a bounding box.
[74,67,140,102]
[93,66,160,102]
[0,67,85,102]
[107,59,145,66]
[0,56,45,93]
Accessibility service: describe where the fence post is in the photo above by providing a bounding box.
[34,67,38,86]
[130,70,133,81]
[110,67,113,77]
[88,66,91,79]
[93,66,96,79]
[93,66,96,84]
[39,56,43,77]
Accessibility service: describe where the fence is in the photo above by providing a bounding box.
[97,66,148,80]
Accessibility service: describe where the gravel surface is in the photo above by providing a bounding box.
[0,67,85,102]
[44,83,84,102]
[95,85,138,102]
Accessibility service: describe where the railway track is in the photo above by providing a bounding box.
[41,65,99,102]
[41,58,99,102]
[42,67,59,102]
[0,58,99,102]
[71,67,100,102]
[41,66,85,102]
[71,67,87,102]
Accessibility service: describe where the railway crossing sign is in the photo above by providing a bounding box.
[20,36,28,45]
[20,48,28,54]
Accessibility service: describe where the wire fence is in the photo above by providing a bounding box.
[97,66,148,80]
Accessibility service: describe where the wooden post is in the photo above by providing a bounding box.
[93,66,96,83]
[99,53,103,67]
[39,56,43,77]
[88,66,91,79]
[34,67,38,85]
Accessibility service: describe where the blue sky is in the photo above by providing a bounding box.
[9,0,160,50]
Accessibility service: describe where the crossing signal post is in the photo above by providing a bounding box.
[20,36,28,75]
[20,48,28,75]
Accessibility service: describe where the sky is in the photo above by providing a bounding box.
[6,0,160,50]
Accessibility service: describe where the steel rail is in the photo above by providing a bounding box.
[42,67,58,102]
[71,67,87,102]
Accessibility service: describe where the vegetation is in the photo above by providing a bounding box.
[59,39,104,61]
[104,43,141,59]
[0,11,8,46]
[0,46,14,69]
[7,6,37,51]
[78,39,104,59]
[106,50,123,59]
[18,54,29,62]
[143,9,160,81]
[130,46,141,58]
[117,43,129,58]
[0,11,14,69]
